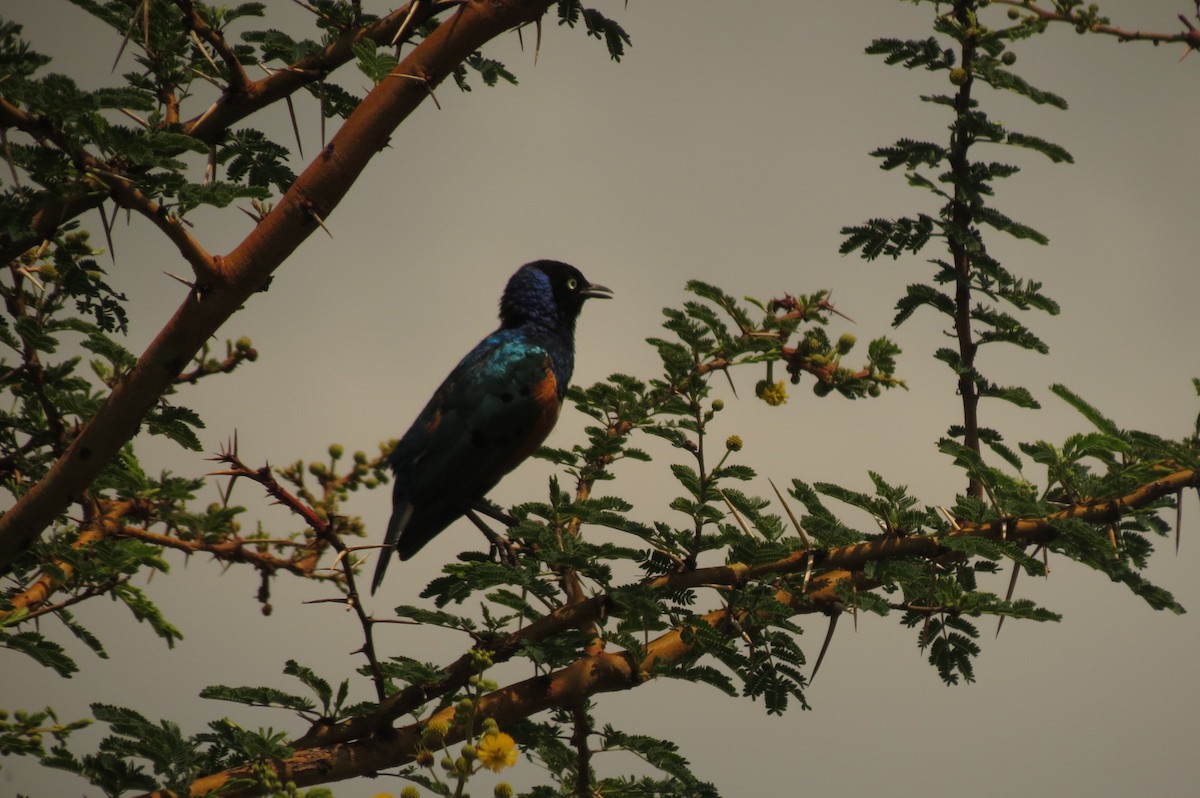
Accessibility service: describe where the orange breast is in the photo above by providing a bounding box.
[501,365,561,473]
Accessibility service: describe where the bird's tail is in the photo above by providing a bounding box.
[371,502,413,594]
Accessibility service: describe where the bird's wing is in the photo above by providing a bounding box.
[372,332,561,589]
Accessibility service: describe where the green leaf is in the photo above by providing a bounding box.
[1050,384,1121,436]
[0,629,78,676]
[351,39,398,85]
[283,659,332,709]
[199,684,316,712]
[1005,131,1074,163]
[973,206,1049,244]
[144,404,205,451]
[866,37,955,70]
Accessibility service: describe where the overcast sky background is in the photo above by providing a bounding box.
[3,1,1199,796]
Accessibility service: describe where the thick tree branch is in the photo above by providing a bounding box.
[0,0,558,575]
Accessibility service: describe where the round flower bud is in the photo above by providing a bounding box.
[949,68,969,86]
[725,435,743,452]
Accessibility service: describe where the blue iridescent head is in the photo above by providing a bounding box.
[499,260,612,333]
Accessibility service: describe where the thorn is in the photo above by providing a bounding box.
[1175,489,1183,554]
[851,581,859,632]
[535,17,543,65]
[717,488,755,538]
[14,265,45,292]
[304,205,333,238]
[768,477,811,548]
[97,203,116,264]
[801,552,814,594]
[819,294,856,323]
[285,95,303,158]
[721,366,738,398]
[1,128,22,188]
[190,100,220,133]
[390,73,441,109]
[204,145,216,185]
[188,29,221,75]
[237,205,265,225]
[319,83,327,147]
[163,271,196,289]
[810,610,839,682]
[112,0,143,72]
[117,107,150,128]
[996,557,1021,638]
[391,0,422,47]
[937,505,962,531]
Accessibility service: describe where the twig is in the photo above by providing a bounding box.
[570,705,593,798]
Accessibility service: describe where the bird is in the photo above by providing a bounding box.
[371,259,612,593]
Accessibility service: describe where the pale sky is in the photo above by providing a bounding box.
[3,2,1199,797]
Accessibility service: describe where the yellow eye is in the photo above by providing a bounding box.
[566,278,578,290]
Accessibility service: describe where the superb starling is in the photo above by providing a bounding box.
[371,260,611,592]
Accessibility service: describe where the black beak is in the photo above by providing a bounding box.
[582,282,613,300]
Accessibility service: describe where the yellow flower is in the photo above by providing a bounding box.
[476,732,519,772]
[757,380,788,406]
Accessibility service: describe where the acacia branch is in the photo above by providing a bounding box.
[89,169,218,283]
[995,0,1200,51]
[0,1,456,267]
[1,498,150,622]
[174,0,251,93]
[0,97,218,281]
[182,0,462,142]
[0,0,559,576]
[166,466,1196,797]
[113,525,335,580]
